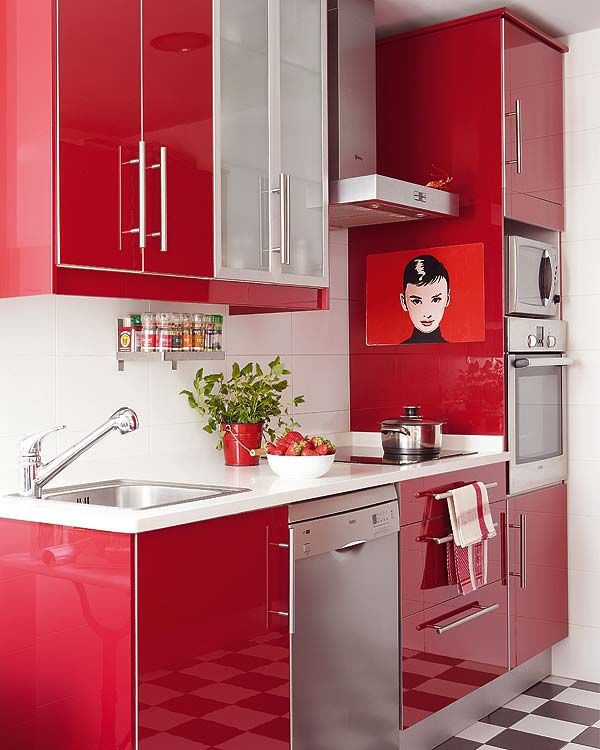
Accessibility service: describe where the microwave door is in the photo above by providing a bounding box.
[508,236,560,317]
[517,243,546,312]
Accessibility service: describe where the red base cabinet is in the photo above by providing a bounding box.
[509,483,568,668]
[136,508,290,749]
[0,520,134,750]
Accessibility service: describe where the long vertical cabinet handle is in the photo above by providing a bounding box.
[280,173,291,266]
[510,513,528,589]
[289,526,295,635]
[138,141,147,248]
[505,99,523,174]
[120,140,147,248]
[147,147,168,252]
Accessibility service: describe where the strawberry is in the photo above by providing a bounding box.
[315,443,329,456]
[276,437,288,452]
[285,441,305,456]
[325,439,336,455]
[283,430,304,446]
[265,442,277,455]
[301,446,318,456]
[270,447,284,456]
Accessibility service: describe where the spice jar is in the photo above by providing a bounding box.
[171,313,183,352]
[140,313,157,352]
[181,314,193,352]
[193,313,206,352]
[156,312,173,352]
[214,315,223,351]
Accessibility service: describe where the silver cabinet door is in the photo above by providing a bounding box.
[215,0,274,281]
[278,0,328,286]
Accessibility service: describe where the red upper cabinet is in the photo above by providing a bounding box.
[57,0,142,272]
[509,482,568,668]
[142,0,214,278]
[504,20,565,230]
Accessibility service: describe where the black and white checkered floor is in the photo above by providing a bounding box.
[438,676,600,750]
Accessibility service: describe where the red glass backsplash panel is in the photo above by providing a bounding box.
[349,17,506,436]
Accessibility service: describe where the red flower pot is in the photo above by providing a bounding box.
[222,423,264,467]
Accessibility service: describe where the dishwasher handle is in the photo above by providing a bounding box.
[335,539,368,552]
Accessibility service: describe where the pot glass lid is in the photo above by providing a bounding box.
[381,406,444,428]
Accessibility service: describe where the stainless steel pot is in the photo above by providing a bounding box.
[380,406,445,456]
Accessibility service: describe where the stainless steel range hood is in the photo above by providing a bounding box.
[328,0,459,228]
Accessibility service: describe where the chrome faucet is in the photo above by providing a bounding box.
[19,408,139,499]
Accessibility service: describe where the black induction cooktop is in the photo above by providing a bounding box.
[334,447,477,466]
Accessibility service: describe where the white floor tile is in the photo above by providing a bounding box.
[545,676,578,687]
[503,694,549,713]
[511,714,588,741]
[554,687,600,710]
[457,722,504,743]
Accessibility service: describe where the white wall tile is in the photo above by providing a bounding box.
[564,29,600,79]
[562,241,600,297]
[292,355,350,415]
[150,359,226,426]
[563,296,600,351]
[291,299,349,355]
[565,129,600,188]
[569,569,600,628]
[553,625,600,681]
[568,515,600,572]
[564,185,600,241]
[564,73,600,133]
[567,460,600,516]
[227,313,292,357]
[568,405,600,461]
[567,351,600,406]
[0,295,55,355]
[294,410,350,438]
[0,355,56,436]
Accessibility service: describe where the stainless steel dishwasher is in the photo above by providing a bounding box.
[289,485,400,750]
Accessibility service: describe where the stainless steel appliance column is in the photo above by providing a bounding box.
[288,487,400,749]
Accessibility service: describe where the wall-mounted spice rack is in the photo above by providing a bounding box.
[117,350,226,372]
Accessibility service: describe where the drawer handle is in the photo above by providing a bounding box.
[433,481,498,501]
[419,602,500,635]
[420,522,498,546]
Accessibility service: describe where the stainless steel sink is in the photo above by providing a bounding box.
[37,480,248,510]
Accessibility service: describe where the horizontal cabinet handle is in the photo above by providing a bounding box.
[420,522,498,546]
[419,603,500,635]
[433,481,498,501]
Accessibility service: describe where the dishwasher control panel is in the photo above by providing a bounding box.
[290,501,399,561]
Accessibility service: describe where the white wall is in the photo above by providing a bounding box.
[0,230,349,490]
[552,28,600,680]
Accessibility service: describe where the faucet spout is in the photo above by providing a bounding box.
[19,408,140,499]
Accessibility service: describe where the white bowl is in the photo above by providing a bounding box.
[266,453,335,479]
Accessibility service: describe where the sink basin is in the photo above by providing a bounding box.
[38,480,248,510]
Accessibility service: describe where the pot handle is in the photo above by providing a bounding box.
[381,427,411,437]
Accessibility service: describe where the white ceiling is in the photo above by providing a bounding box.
[375,0,600,39]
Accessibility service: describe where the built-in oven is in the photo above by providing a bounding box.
[507,317,571,495]
[507,235,561,318]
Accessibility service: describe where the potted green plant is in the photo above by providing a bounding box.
[181,357,305,466]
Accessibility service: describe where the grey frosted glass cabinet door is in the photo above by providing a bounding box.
[278,0,328,286]
[215,0,273,281]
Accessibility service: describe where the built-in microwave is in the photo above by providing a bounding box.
[507,236,560,318]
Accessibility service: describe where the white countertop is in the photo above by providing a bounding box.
[0,436,509,533]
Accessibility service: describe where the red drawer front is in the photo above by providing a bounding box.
[400,462,507,526]
[509,483,568,667]
[402,500,507,619]
[402,580,508,730]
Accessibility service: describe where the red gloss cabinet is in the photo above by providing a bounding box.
[509,482,568,668]
[0,519,134,750]
[0,0,326,311]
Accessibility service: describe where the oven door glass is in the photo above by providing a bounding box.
[514,362,563,464]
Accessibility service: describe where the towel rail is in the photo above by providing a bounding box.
[433,481,498,501]
[420,522,498,546]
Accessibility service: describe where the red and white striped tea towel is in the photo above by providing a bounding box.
[446,482,496,595]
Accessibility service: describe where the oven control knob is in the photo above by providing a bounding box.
[527,334,538,348]
[547,335,557,348]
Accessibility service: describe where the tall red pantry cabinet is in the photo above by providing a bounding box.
[0,0,329,310]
